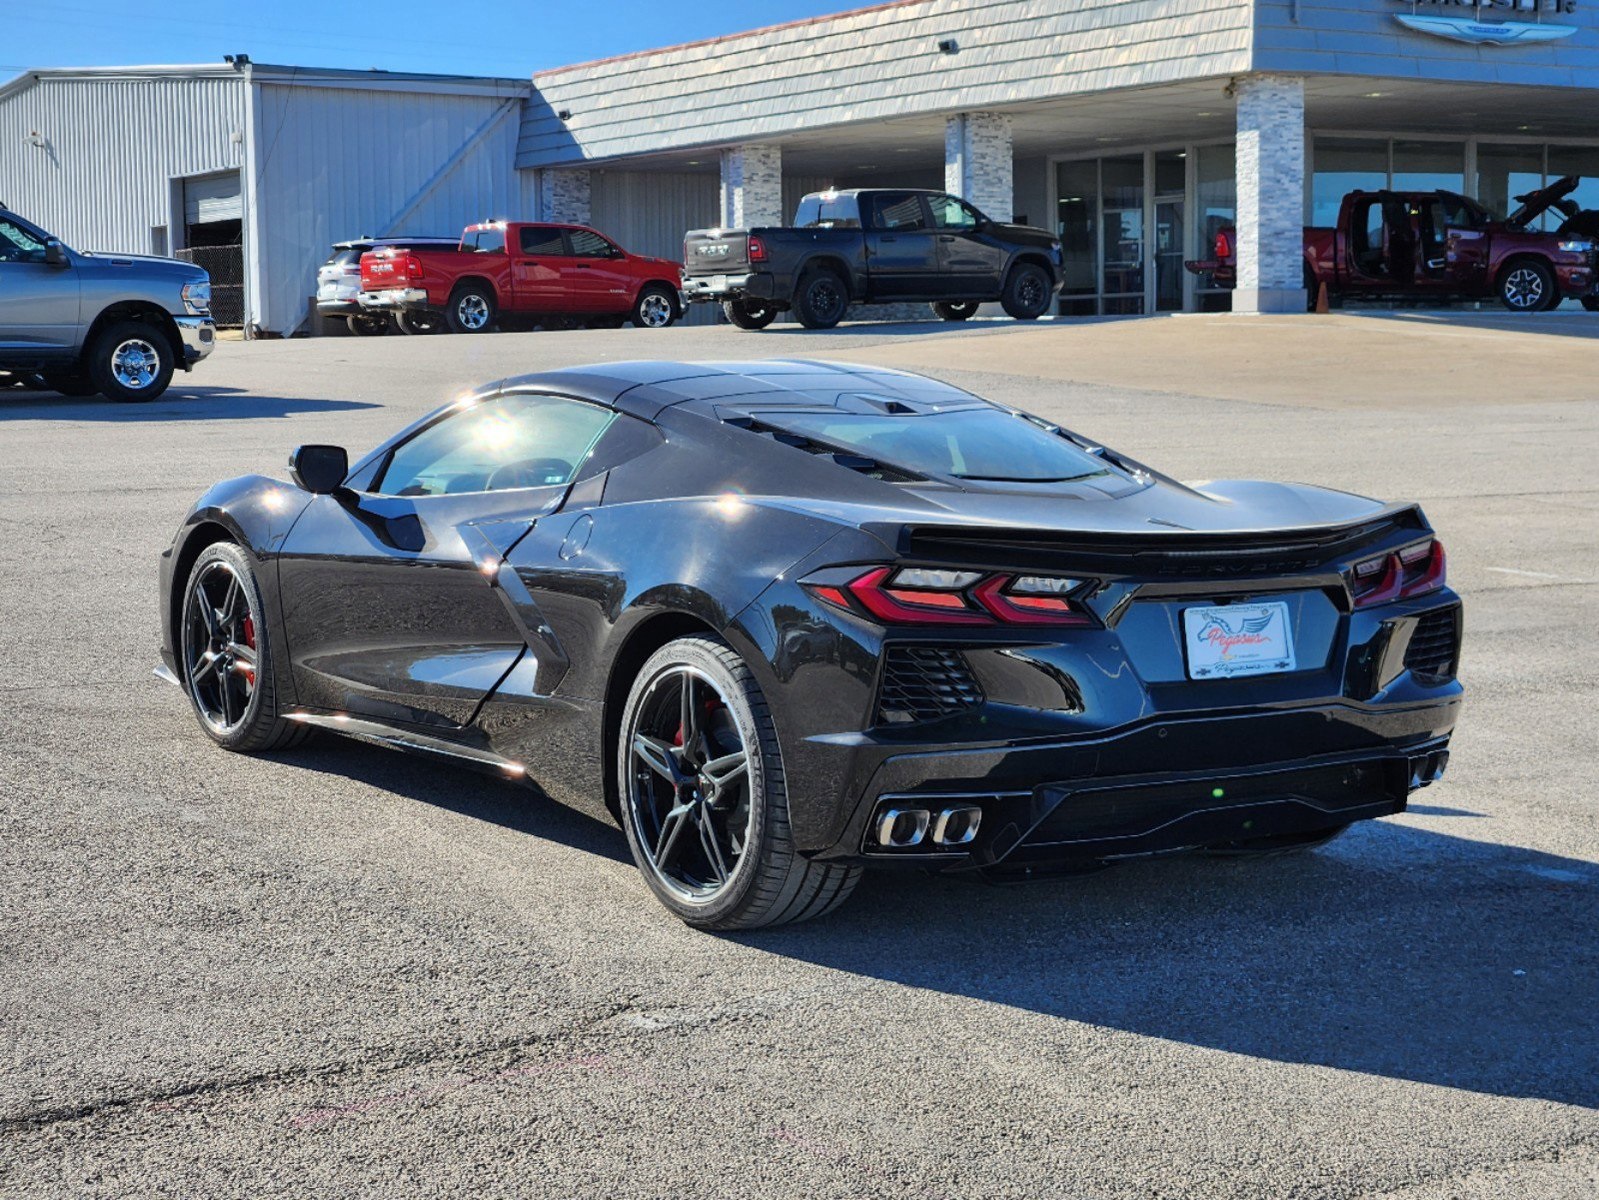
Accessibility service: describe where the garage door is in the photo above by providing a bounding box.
[183,172,243,224]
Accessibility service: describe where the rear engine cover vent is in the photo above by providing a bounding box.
[1404,605,1461,683]
[877,646,984,725]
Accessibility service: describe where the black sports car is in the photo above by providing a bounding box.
[157,360,1462,929]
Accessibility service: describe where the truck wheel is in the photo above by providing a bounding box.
[346,313,390,336]
[723,299,777,330]
[1499,260,1554,312]
[41,372,99,397]
[446,285,497,334]
[88,320,174,402]
[632,284,679,329]
[932,300,980,322]
[792,268,848,330]
[1582,296,1599,313]
[1000,263,1051,320]
[396,310,443,335]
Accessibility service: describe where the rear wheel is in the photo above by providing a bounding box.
[618,635,860,929]
[1499,260,1554,312]
[88,320,173,401]
[631,284,679,328]
[179,542,307,753]
[346,313,390,336]
[1000,263,1051,320]
[792,268,848,330]
[932,300,980,322]
[724,298,777,330]
[396,310,444,335]
[446,284,497,334]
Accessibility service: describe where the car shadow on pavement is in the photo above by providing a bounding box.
[747,818,1599,1109]
[0,385,379,421]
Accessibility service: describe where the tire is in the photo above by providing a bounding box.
[87,319,173,402]
[178,542,308,753]
[931,300,980,322]
[723,298,777,330]
[1582,296,1599,313]
[41,372,99,397]
[631,284,679,329]
[617,635,861,930]
[396,310,444,335]
[999,262,1051,320]
[791,268,849,330]
[446,284,497,334]
[1499,259,1555,313]
[1204,823,1351,859]
[346,313,390,336]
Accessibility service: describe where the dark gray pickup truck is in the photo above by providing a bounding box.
[0,205,214,402]
[682,188,1063,329]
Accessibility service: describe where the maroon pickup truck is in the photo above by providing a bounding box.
[1188,178,1596,312]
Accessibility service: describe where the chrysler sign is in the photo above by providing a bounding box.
[1395,0,1578,43]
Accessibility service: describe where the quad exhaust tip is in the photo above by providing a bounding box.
[874,804,983,849]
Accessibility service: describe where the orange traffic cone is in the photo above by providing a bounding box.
[1315,280,1330,314]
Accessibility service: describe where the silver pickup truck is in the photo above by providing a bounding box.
[0,205,215,402]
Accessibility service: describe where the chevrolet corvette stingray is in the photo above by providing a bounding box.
[157,360,1462,929]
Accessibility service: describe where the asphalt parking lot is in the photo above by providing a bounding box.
[2,311,1596,1197]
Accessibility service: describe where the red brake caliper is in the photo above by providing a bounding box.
[240,614,257,687]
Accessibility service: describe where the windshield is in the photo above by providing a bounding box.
[763,408,1113,483]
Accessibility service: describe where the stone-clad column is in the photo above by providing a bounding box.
[1234,74,1306,314]
[720,144,783,228]
[539,169,591,224]
[945,112,1014,222]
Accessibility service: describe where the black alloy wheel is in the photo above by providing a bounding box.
[724,298,778,330]
[932,300,980,321]
[618,636,860,929]
[179,543,306,752]
[1000,263,1051,321]
[792,268,848,330]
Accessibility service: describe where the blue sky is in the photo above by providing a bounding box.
[1,1,854,79]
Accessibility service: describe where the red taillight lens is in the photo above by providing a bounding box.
[1215,230,1232,259]
[747,235,767,263]
[403,253,423,281]
[1351,540,1446,607]
[805,567,1094,627]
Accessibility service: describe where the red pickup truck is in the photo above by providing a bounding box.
[359,221,685,333]
[1188,178,1596,312]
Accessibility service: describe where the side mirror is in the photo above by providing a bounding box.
[289,444,349,495]
[44,239,67,267]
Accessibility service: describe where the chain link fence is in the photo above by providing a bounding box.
[175,244,244,328]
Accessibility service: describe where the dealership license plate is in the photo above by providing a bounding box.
[1182,600,1296,680]
[709,275,728,291]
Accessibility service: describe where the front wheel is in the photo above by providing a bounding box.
[1000,263,1051,321]
[792,268,848,330]
[932,300,980,322]
[446,285,497,334]
[88,320,173,401]
[179,542,307,753]
[617,635,861,930]
[723,298,777,330]
[396,310,444,335]
[346,313,390,336]
[1499,260,1555,313]
[631,284,679,328]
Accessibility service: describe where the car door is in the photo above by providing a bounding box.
[928,193,1005,296]
[863,192,942,298]
[564,228,636,314]
[0,215,80,355]
[510,225,570,314]
[275,392,619,728]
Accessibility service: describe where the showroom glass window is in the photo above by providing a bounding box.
[1195,143,1236,311]
[1477,144,1546,227]
[375,394,616,496]
[1054,159,1098,316]
[1100,156,1144,314]
[519,227,567,256]
[1392,141,1464,196]
[1311,139,1388,226]
[1548,147,1599,229]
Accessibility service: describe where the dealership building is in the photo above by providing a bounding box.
[5,0,1599,332]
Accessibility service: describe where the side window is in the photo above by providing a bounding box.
[867,193,928,232]
[464,227,506,255]
[928,195,982,230]
[0,218,48,264]
[519,227,568,256]
[373,393,617,497]
[568,229,619,258]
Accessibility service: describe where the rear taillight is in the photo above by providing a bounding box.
[402,253,423,281]
[1350,539,1446,607]
[805,566,1095,627]
[748,235,767,264]
[1215,230,1233,259]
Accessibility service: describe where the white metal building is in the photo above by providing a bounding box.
[0,61,529,334]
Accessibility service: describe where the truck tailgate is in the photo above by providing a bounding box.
[683,229,752,276]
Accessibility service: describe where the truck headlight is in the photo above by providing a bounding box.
[182,279,212,314]
[1558,240,1594,254]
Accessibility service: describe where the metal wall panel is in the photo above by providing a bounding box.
[0,75,245,253]
[249,79,528,333]
[520,0,1254,167]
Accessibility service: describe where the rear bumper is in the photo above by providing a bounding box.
[359,288,430,311]
[682,272,779,303]
[175,316,215,365]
